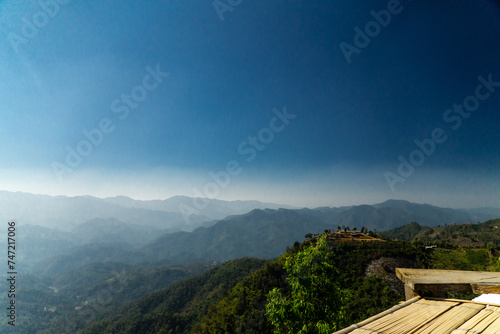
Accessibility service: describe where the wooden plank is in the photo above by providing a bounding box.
[397,268,500,299]
[405,284,419,300]
[413,283,472,297]
[417,302,484,334]
[397,268,500,289]
[332,297,421,334]
[450,305,500,334]
[471,283,500,294]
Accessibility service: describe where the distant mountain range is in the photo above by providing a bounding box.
[0,190,499,274]
[0,191,293,231]
[139,200,500,263]
[1,190,497,233]
[8,198,498,275]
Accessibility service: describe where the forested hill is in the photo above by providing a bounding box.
[380,222,432,241]
[381,219,500,246]
[26,204,500,278]
[79,240,430,333]
[294,199,496,231]
[79,258,269,334]
[140,202,499,264]
[141,208,330,263]
[54,225,500,334]
[80,237,500,334]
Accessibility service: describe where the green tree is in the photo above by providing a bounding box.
[265,235,350,334]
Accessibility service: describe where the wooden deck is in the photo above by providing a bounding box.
[333,268,500,334]
[334,298,500,334]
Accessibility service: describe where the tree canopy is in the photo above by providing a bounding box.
[265,235,350,334]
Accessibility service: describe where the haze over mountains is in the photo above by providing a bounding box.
[1,191,498,232]
[2,190,500,276]
[140,201,500,264]
[0,191,294,231]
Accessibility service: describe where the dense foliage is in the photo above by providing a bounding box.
[81,258,268,334]
[191,237,500,334]
[191,258,287,333]
[192,239,428,333]
[266,235,350,334]
[0,262,213,333]
[380,222,431,241]
[382,219,500,247]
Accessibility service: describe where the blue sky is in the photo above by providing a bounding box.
[0,0,499,208]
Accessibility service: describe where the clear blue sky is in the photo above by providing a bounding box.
[0,0,499,208]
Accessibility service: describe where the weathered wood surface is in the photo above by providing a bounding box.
[396,268,500,299]
[471,283,500,294]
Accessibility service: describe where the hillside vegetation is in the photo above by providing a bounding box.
[380,222,431,241]
[0,262,215,333]
[5,200,498,276]
[80,258,269,334]
[82,239,429,333]
[83,230,500,334]
[1,204,498,333]
[382,219,500,247]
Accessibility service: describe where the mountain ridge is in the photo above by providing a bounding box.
[0,190,292,231]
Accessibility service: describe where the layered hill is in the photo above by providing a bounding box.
[76,258,268,334]
[0,190,291,231]
[142,208,329,263]
[2,190,496,234]
[307,199,494,231]
[13,200,500,275]
[382,219,500,247]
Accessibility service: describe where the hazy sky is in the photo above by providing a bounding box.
[0,0,499,208]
